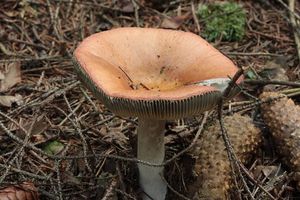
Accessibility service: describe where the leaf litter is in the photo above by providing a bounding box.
[0,0,299,199]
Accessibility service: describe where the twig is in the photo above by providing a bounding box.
[219,69,255,200]
[9,81,79,115]
[55,160,64,200]
[58,97,84,126]
[101,178,118,200]
[51,0,131,12]
[116,161,128,200]
[244,79,300,87]
[288,0,300,60]
[219,70,277,199]
[239,163,276,200]
[161,174,190,200]
[7,38,48,50]
[131,0,140,27]
[0,163,49,180]
[118,66,134,83]
[66,0,74,17]
[0,121,32,183]
[0,111,54,158]
[53,99,92,172]
[23,64,73,73]
[275,0,300,20]
[250,30,293,42]
[115,189,137,200]
[225,52,281,57]
[0,56,69,63]
[191,1,200,33]
[46,0,63,40]
[0,42,18,56]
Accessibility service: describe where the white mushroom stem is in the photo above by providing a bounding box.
[137,118,167,200]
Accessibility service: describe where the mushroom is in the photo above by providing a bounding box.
[73,27,242,200]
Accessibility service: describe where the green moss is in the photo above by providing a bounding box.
[197,2,246,42]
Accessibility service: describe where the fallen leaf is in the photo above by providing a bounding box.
[258,56,288,79]
[0,94,22,107]
[0,62,21,92]
[62,171,81,185]
[0,182,39,200]
[122,4,134,13]
[253,165,279,179]
[116,0,134,13]
[161,17,182,29]
[15,116,49,142]
[161,12,191,29]
[102,127,129,149]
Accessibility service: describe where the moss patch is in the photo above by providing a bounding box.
[197,2,246,42]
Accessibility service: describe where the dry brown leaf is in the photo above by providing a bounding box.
[161,17,182,29]
[0,182,39,200]
[102,127,129,148]
[0,62,21,92]
[161,13,191,29]
[258,57,289,91]
[0,94,22,107]
[253,165,279,179]
[22,116,48,136]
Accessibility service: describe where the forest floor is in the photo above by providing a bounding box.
[0,0,300,199]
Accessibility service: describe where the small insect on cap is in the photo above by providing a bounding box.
[73,27,242,119]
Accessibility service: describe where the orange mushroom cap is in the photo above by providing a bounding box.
[73,27,242,119]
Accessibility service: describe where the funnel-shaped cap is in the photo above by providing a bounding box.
[73,28,242,119]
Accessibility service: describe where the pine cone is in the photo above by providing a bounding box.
[0,182,39,200]
[260,92,300,188]
[189,114,261,200]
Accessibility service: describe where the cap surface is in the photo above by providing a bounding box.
[73,27,241,119]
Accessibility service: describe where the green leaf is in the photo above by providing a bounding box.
[43,140,64,155]
[245,70,257,80]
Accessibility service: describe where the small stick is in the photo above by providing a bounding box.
[161,174,191,200]
[191,1,200,33]
[116,161,128,200]
[288,0,300,60]
[131,0,140,27]
[219,69,254,200]
[101,178,118,200]
[54,98,92,172]
[0,163,49,180]
[276,0,300,20]
[219,69,277,199]
[244,79,300,87]
[0,56,68,63]
[225,52,281,57]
